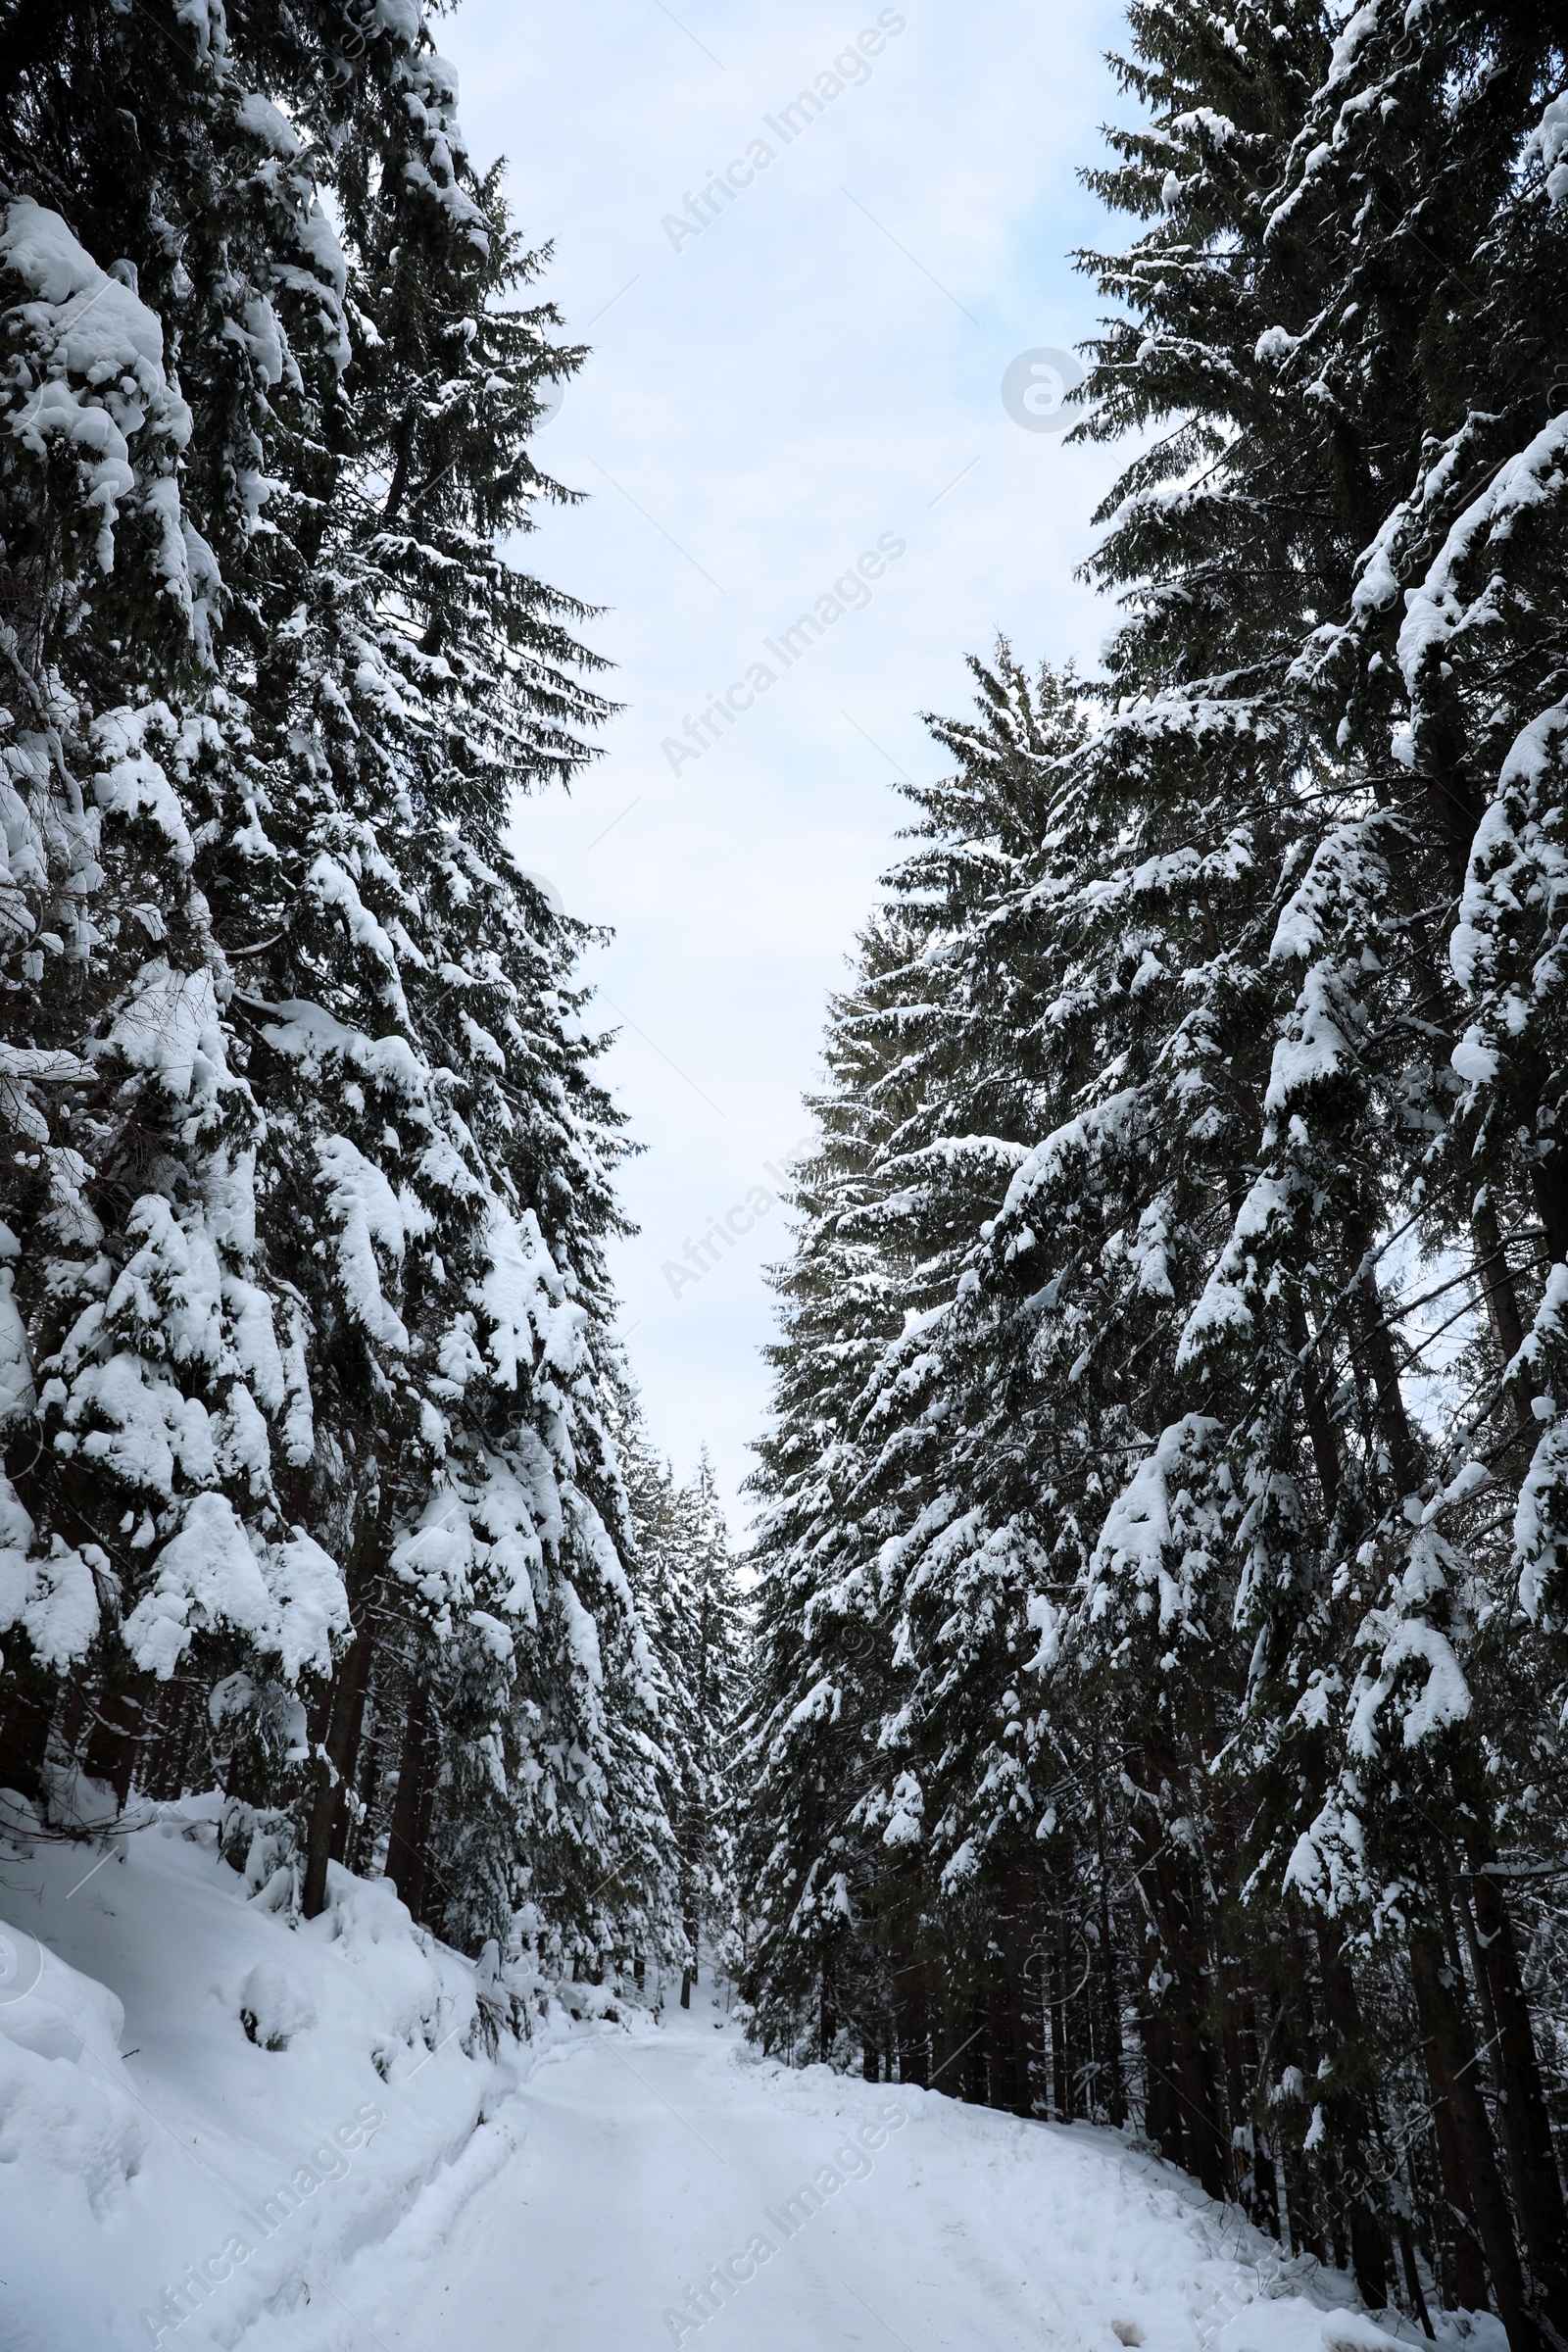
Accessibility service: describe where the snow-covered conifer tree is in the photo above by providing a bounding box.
[0,0,688,2011]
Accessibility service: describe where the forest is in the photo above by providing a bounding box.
[2,2,1567,2349]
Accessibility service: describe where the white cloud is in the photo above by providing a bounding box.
[446,0,1131,1524]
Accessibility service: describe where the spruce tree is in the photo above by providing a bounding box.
[0,0,690,2010]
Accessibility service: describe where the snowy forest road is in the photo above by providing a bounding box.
[336,1980,1367,2352]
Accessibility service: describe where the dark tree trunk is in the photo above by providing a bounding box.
[342,1696,387,1878]
[408,1728,440,1931]
[1216,1928,1258,2217]
[0,1678,55,1804]
[1130,1733,1228,2197]
[1091,1743,1127,2126]
[301,1620,374,1920]
[1409,1927,1533,2345]
[893,1949,929,2086]
[54,1676,87,1766]
[1471,1202,1532,1437]
[928,1975,959,2094]
[81,1672,150,1807]
[1315,1924,1391,2307]
[1147,1860,1227,2195]
[300,1498,388,1920]
[1170,2002,1228,2203]
[1050,1918,1071,2120]
[962,1998,988,2105]
[138,1675,194,1803]
[1006,1923,1038,2119]
[1346,1213,1423,1495]
[1459,1850,1568,2337]
[1291,1295,1343,1512]
[987,1974,1014,2112]
[1275,1940,1326,2262]
[1531,1156,1568,1270]
[384,1679,430,1917]
[1138,2002,1184,2165]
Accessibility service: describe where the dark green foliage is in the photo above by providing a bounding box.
[742,7,1568,2340]
[0,0,692,2017]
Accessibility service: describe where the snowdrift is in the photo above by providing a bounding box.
[0,1788,562,2350]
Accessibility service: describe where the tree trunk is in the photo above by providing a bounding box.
[384,1680,430,1917]
[1346,1213,1423,1496]
[1459,1850,1568,2338]
[342,1694,387,1878]
[138,1675,195,1803]
[300,1619,374,1919]
[1049,1916,1070,2120]
[1006,1925,1038,2119]
[1144,1849,1227,2195]
[1276,1938,1326,2261]
[961,1998,988,2105]
[1216,1930,1257,2215]
[81,1671,150,1807]
[409,1726,440,1931]
[987,1974,1014,2112]
[1315,1923,1391,2307]
[1091,1741,1127,2127]
[1471,1201,1533,1438]
[1408,1927,1535,2347]
[300,1499,387,1920]
[1138,2001,1184,2165]
[1291,1295,1343,1513]
[893,1949,929,2086]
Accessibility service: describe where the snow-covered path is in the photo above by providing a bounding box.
[372,1979,1042,2352]
[0,1805,1402,2352]
[334,1978,1383,2352]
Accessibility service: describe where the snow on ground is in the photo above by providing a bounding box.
[1,1802,1482,2352]
[0,1786,556,2352]
[328,1980,1433,2352]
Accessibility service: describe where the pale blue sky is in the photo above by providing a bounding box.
[442,0,1133,1528]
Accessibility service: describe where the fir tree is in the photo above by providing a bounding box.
[0,0,693,2020]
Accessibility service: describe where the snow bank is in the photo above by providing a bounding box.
[0,1789,565,2349]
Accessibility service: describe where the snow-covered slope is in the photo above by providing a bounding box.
[0,1791,558,2352]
